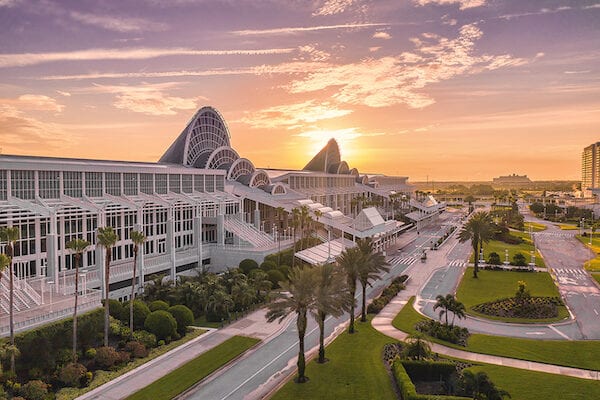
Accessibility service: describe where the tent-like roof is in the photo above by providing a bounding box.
[353,207,385,231]
[303,138,342,173]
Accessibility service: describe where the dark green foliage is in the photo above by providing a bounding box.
[144,310,177,340]
[132,330,157,348]
[415,319,470,346]
[104,299,124,319]
[392,359,472,400]
[277,265,290,279]
[19,380,49,400]
[267,269,285,288]
[94,346,120,369]
[402,360,456,382]
[512,252,527,266]
[168,305,194,335]
[472,296,563,319]
[121,300,151,329]
[488,252,501,265]
[367,277,406,314]
[260,261,278,272]
[239,259,259,275]
[58,362,87,387]
[149,300,170,312]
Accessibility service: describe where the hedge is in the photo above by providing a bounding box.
[392,359,470,400]
[402,360,456,382]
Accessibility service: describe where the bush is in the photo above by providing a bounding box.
[121,300,151,329]
[133,330,157,348]
[19,380,48,400]
[125,341,149,358]
[144,310,177,341]
[85,348,97,359]
[149,300,170,312]
[487,252,501,265]
[267,269,285,288]
[239,259,259,275]
[58,362,87,387]
[94,346,120,369]
[104,299,124,320]
[168,305,194,335]
[512,252,527,266]
[260,261,278,272]
[367,278,405,315]
[415,319,470,346]
[402,360,456,382]
[157,340,165,346]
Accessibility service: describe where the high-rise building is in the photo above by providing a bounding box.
[582,142,600,197]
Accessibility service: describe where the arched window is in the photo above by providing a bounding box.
[227,158,255,181]
[184,107,231,167]
[205,146,240,170]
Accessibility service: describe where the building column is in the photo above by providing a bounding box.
[193,215,203,267]
[134,222,144,294]
[253,208,261,230]
[167,217,176,281]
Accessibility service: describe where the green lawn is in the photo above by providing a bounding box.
[472,231,545,267]
[575,235,600,272]
[193,314,222,328]
[524,221,547,232]
[557,223,579,230]
[126,336,259,400]
[393,297,600,371]
[272,316,396,400]
[456,267,568,323]
[467,363,600,400]
[593,274,600,286]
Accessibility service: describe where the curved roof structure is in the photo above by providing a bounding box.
[159,106,231,167]
[227,158,255,181]
[249,169,271,188]
[205,146,239,170]
[303,138,341,173]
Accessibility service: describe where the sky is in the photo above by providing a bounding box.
[0,0,599,181]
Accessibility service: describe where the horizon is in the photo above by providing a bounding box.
[1,0,599,181]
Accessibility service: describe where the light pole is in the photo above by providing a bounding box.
[48,280,54,312]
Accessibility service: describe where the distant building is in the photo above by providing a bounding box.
[582,142,600,197]
[492,174,532,188]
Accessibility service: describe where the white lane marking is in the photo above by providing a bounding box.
[525,332,545,335]
[594,309,598,316]
[549,325,572,341]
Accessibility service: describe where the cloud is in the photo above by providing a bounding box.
[584,4,600,9]
[0,47,295,68]
[240,100,352,129]
[564,70,591,74]
[298,45,331,61]
[0,0,19,7]
[288,24,528,109]
[0,94,65,112]
[372,31,391,40]
[69,11,168,33]
[313,0,356,16]
[87,83,200,115]
[415,0,485,10]
[231,22,389,36]
[369,46,381,52]
[441,14,457,25]
[56,90,71,97]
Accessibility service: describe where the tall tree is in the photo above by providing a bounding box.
[266,267,317,383]
[433,294,453,326]
[0,226,20,373]
[0,254,8,314]
[311,263,352,363]
[337,246,362,333]
[275,207,285,267]
[129,230,146,337]
[458,211,493,278]
[291,208,300,268]
[96,226,118,346]
[356,238,390,322]
[66,238,90,362]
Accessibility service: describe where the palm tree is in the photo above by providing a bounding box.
[433,294,452,326]
[312,263,352,363]
[266,267,317,383]
[458,211,493,278]
[96,226,118,347]
[356,238,390,322]
[248,269,272,300]
[0,226,19,373]
[337,246,361,333]
[66,238,90,362]
[275,207,285,266]
[451,299,466,326]
[402,332,432,361]
[129,230,146,337]
[291,208,300,268]
[0,254,8,314]
[461,370,511,400]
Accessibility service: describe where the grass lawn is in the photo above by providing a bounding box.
[575,235,600,272]
[593,274,600,286]
[126,336,260,400]
[466,363,600,400]
[558,223,579,230]
[456,267,569,323]
[193,314,222,328]
[393,297,600,371]
[471,230,545,268]
[272,316,396,400]
[524,221,547,232]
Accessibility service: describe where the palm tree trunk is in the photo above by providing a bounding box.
[349,283,356,334]
[318,312,326,363]
[8,251,14,374]
[296,311,308,383]
[292,230,296,268]
[361,282,367,322]
[472,237,479,278]
[445,307,449,326]
[130,247,138,339]
[104,249,111,347]
[73,254,80,362]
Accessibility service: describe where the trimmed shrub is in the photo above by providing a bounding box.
[260,261,278,272]
[144,310,177,341]
[94,346,120,369]
[512,252,527,266]
[393,358,418,399]
[58,362,87,387]
[168,305,194,335]
[133,330,157,348]
[19,380,48,400]
[104,299,124,320]
[402,360,456,382]
[267,269,285,288]
[85,348,97,359]
[415,319,470,346]
[121,300,151,329]
[149,300,170,312]
[239,259,259,275]
[487,252,501,265]
[125,341,149,358]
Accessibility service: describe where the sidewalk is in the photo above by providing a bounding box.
[372,296,600,381]
[76,308,288,400]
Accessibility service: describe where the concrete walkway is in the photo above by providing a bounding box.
[372,296,600,381]
[76,308,292,400]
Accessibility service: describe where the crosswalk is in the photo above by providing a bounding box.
[448,260,466,267]
[388,256,417,266]
[534,232,577,238]
[553,268,588,277]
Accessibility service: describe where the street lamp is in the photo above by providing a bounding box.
[48,280,54,311]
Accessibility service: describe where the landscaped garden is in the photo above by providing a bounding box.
[471,230,545,268]
[393,297,600,371]
[456,268,568,323]
[575,234,600,272]
[524,221,546,232]
[557,223,578,230]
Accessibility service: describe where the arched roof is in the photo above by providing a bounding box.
[159,106,231,167]
[349,167,359,177]
[249,169,271,188]
[328,161,349,174]
[227,158,255,181]
[205,146,240,170]
[303,138,341,173]
[261,183,287,195]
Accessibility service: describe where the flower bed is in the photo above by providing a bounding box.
[472,296,563,319]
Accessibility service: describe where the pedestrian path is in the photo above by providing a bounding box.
[448,259,466,267]
[534,232,577,238]
[389,256,417,266]
[372,297,600,381]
